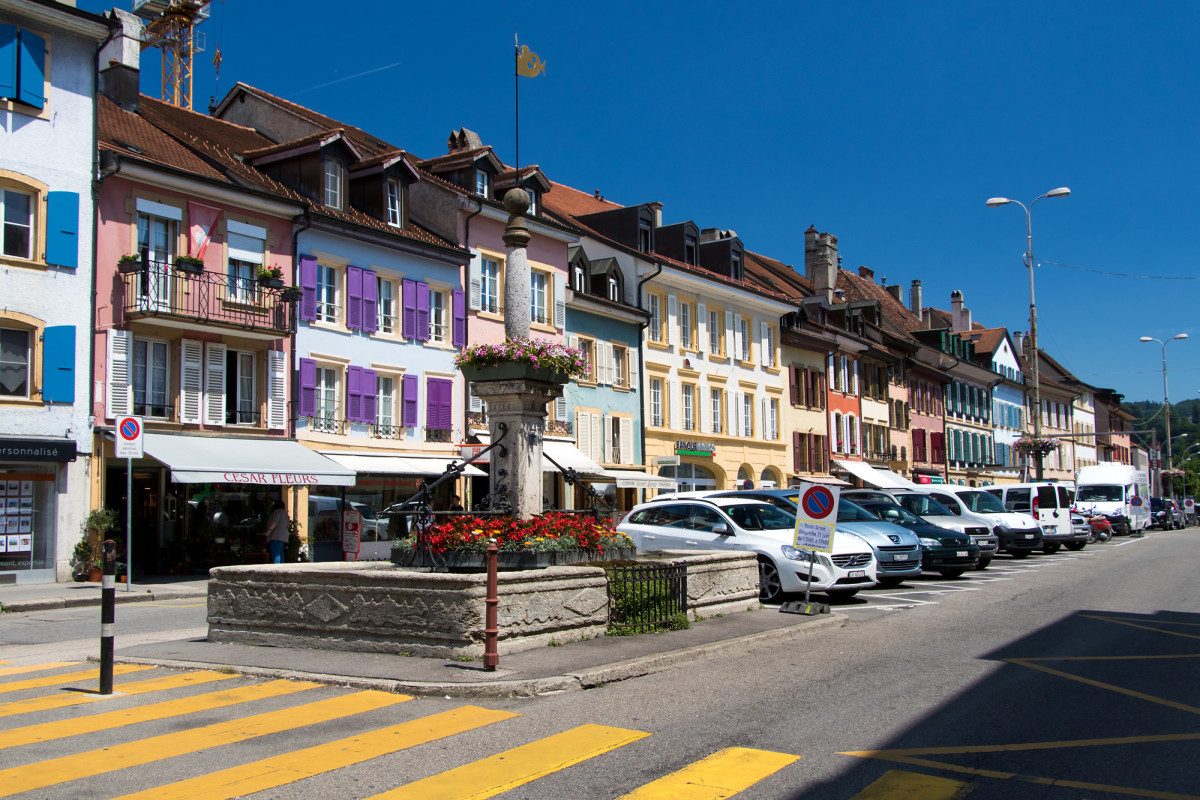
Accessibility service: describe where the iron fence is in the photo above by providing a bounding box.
[605,562,688,635]
[121,262,296,335]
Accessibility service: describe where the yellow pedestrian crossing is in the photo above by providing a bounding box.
[0,661,78,677]
[615,747,801,799]
[0,663,153,694]
[0,669,237,718]
[848,769,973,799]
[369,723,651,800]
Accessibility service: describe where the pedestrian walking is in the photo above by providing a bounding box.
[266,500,290,564]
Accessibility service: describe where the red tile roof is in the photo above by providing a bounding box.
[99,96,229,183]
[138,96,273,155]
[543,180,625,218]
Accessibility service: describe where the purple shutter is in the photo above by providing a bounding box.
[346,266,362,330]
[299,358,316,416]
[438,379,453,429]
[363,369,377,423]
[402,374,419,427]
[299,255,318,321]
[428,378,452,430]
[347,365,362,422]
[362,271,378,333]
[402,279,417,339]
[452,289,466,347]
[416,282,431,342]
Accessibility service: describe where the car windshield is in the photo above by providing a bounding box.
[1077,485,1123,502]
[897,494,955,516]
[957,491,1007,513]
[837,499,881,522]
[721,502,796,531]
[859,502,923,526]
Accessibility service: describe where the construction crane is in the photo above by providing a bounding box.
[133,0,211,110]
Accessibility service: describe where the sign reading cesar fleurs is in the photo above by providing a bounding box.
[675,441,716,457]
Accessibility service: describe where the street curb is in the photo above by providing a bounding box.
[110,613,848,699]
[1,591,207,614]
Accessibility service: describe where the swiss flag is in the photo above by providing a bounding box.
[188,202,222,258]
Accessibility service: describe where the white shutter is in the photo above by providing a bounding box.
[627,349,638,391]
[591,413,601,464]
[855,416,861,453]
[727,388,736,435]
[577,411,591,460]
[668,379,680,430]
[469,383,482,413]
[554,395,567,421]
[761,396,767,439]
[568,335,579,377]
[595,342,607,386]
[605,343,615,385]
[203,342,227,426]
[553,271,566,329]
[852,360,860,395]
[735,391,744,436]
[179,339,203,424]
[468,255,482,310]
[667,294,678,346]
[733,314,743,361]
[267,350,287,430]
[760,321,770,366]
[620,417,634,465]
[724,311,734,358]
[698,378,709,434]
[696,302,707,359]
[105,329,132,419]
[603,414,612,464]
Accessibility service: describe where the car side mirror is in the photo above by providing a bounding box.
[713,523,730,535]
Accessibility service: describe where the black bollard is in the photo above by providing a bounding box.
[99,539,116,694]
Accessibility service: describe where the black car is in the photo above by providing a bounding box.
[1150,497,1182,530]
[855,499,980,578]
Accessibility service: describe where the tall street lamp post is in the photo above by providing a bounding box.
[987,187,1071,480]
[1140,334,1188,500]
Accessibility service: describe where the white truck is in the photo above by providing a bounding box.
[1075,464,1151,535]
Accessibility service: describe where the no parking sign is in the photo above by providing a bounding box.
[115,416,143,459]
[793,482,839,554]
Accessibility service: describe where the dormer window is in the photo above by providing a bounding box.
[608,273,621,302]
[731,251,743,281]
[572,264,585,292]
[684,234,698,266]
[474,169,491,197]
[526,187,538,215]
[638,221,652,253]
[324,156,344,208]
[386,178,403,227]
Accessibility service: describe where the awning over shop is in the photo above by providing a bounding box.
[139,432,356,486]
[472,434,606,475]
[596,467,677,489]
[795,474,853,487]
[321,452,486,477]
[832,459,918,489]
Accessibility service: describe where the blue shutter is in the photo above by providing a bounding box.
[41,325,75,402]
[45,191,79,268]
[0,24,16,101]
[17,29,44,109]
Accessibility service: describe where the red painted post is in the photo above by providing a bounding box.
[484,538,499,671]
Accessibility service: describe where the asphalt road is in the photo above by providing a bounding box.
[3,529,1199,799]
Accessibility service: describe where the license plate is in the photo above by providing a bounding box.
[1024,534,1035,539]
[893,554,909,561]
[957,551,969,557]
[848,570,866,578]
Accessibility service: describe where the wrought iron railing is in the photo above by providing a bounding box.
[544,418,572,436]
[373,423,407,440]
[606,563,688,634]
[425,428,452,443]
[121,262,296,335]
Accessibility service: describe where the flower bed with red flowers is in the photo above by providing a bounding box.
[391,512,634,555]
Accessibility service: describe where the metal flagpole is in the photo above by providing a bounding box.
[514,34,519,174]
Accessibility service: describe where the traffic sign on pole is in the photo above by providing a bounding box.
[115,416,144,459]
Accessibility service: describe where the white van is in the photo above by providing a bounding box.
[984,482,1083,552]
[1075,464,1151,536]
[927,486,1046,557]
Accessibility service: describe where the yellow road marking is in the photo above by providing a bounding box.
[0,689,406,797]
[112,705,519,800]
[1006,658,1200,716]
[369,723,650,800]
[0,664,153,694]
[0,670,239,718]
[0,678,323,747]
[0,662,78,676]
[1081,615,1200,641]
[615,747,800,799]
[1013,653,1200,662]
[842,730,1200,758]
[848,769,972,800]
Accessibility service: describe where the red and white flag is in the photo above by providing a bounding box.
[188,202,222,258]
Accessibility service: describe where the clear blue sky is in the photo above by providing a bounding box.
[80,0,1200,404]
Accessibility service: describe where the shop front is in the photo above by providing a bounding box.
[0,437,78,583]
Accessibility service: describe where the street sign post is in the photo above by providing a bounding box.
[114,417,143,591]
[781,482,841,616]
[342,509,362,560]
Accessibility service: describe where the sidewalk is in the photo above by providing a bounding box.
[0,575,209,612]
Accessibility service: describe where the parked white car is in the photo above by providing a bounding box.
[618,496,877,601]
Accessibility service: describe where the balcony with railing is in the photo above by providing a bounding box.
[121,262,296,337]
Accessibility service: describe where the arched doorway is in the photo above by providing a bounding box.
[657,462,718,493]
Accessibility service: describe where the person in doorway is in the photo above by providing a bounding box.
[449,494,465,512]
[266,500,290,564]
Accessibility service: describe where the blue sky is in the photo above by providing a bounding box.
[79,0,1200,404]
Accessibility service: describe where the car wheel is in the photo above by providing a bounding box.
[1010,550,1030,559]
[976,557,991,570]
[825,589,859,600]
[757,557,783,603]
[1065,542,1087,551]
[1042,544,1061,555]
[879,577,905,588]
[938,568,966,579]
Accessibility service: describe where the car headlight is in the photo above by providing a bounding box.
[781,545,815,563]
[918,538,941,548]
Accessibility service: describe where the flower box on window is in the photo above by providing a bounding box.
[117,255,143,274]
[173,255,205,274]
[257,265,284,287]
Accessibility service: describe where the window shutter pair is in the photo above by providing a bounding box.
[345,267,378,332]
[0,25,45,109]
[299,255,318,321]
[426,377,452,430]
[402,279,431,341]
[41,325,74,402]
[179,339,204,423]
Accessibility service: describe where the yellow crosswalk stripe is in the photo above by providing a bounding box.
[0,661,78,676]
[0,664,153,694]
[113,705,521,800]
[369,723,650,800]
[615,747,801,799]
[0,670,238,718]
[849,769,973,799]
[0,678,323,747]
[0,689,406,797]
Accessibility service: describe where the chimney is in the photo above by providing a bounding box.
[1012,331,1024,356]
[885,284,903,304]
[100,9,143,112]
[447,128,483,153]
[910,279,923,317]
[805,226,838,304]
[858,265,874,281]
[950,290,972,331]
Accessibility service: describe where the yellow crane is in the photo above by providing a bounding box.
[133,0,211,110]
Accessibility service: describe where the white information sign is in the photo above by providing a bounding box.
[342,509,362,554]
[115,416,144,459]
[792,481,840,554]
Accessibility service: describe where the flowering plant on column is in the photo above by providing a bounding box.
[454,337,590,380]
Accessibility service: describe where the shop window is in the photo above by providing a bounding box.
[0,327,30,398]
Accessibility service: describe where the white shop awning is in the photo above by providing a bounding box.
[832,459,917,489]
[321,452,486,477]
[793,474,853,487]
[139,432,356,486]
[472,434,606,475]
[597,467,677,490]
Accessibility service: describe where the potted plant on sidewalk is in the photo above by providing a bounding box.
[77,507,117,581]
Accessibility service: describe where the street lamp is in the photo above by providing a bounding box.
[1140,333,1188,499]
[987,187,1071,480]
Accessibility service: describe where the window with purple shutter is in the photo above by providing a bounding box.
[362,270,378,333]
[402,279,417,339]
[347,365,363,421]
[452,289,466,347]
[346,266,363,330]
[299,256,318,321]
[416,282,430,342]
[401,373,418,427]
[427,377,452,430]
[299,358,316,416]
[363,369,377,423]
